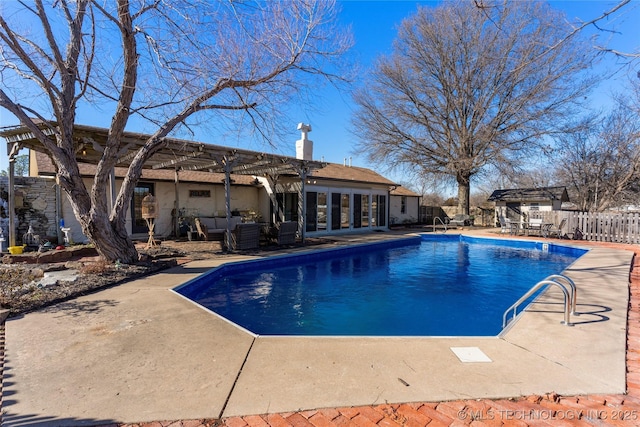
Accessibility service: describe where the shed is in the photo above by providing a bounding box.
[389,186,420,225]
[488,186,569,225]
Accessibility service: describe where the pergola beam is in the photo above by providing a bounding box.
[151,149,205,170]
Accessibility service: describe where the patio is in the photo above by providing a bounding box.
[2,229,638,426]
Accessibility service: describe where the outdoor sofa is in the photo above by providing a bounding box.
[195,216,243,241]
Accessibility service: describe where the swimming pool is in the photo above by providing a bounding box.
[175,235,587,336]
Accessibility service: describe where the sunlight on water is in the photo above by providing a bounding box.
[179,236,586,336]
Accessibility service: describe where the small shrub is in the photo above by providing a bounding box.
[79,259,110,274]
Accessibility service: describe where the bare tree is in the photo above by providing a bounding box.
[352,0,598,215]
[555,96,640,211]
[0,0,352,263]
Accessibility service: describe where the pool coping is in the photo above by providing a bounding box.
[3,230,633,425]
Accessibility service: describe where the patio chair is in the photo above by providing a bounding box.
[226,223,261,250]
[527,218,543,236]
[505,218,520,235]
[570,227,584,240]
[270,221,298,245]
[499,217,509,234]
[194,217,209,240]
[541,218,567,239]
[449,214,471,227]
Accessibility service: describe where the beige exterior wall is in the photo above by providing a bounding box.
[389,195,419,224]
[60,178,263,243]
[54,175,394,243]
[60,193,85,244]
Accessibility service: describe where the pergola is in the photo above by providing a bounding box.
[1,123,325,248]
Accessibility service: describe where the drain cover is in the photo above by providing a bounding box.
[450,347,492,363]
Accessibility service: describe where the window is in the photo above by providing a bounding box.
[275,192,299,222]
[361,194,369,227]
[401,196,406,214]
[341,193,350,229]
[374,194,386,227]
[353,193,362,228]
[306,192,317,232]
[371,198,377,226]
[189,190,211,198]
[317,192,327,231]
[331,193,341,230]
[304,189,376,233]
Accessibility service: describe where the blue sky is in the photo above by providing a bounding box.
[1,1,639,187]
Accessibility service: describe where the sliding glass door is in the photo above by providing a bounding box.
[305,188,386,235]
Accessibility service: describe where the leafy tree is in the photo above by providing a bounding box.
[352,0,598,215]
[0,0,351,263]
[554,96,640,211]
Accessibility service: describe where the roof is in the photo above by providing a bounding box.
[14,123,401,188]
[1,122,324,177]
[33,151,258,185]
[34,151,402,189]
[488,186,569,203]
[390,186,420,197]
[309,163,396,186]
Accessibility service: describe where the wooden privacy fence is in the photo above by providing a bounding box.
[532,211,640,244]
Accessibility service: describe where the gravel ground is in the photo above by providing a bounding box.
[0,239,228,317]
[0,237,326,318]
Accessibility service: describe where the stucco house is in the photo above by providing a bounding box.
[2,123,411,246]
[389,186,420,225]
[488,186,569,225]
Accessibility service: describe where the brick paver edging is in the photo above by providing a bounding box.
[0,309,9,426]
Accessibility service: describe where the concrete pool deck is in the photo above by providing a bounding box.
[2,230,637,426]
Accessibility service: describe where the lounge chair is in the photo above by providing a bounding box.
[449,214,471,227]
[269,221,298,245]
[226,223,261,250]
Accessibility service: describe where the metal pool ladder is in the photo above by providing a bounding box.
[502,274,577,328]
[432,217,447,233]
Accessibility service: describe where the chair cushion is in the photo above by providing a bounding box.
[214,217,228,230]
[198,217,217,230]
[214,216,242,230]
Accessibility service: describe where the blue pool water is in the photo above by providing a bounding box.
[176,235,587,336]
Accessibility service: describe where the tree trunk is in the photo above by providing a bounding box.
[60,178,139,264]
[81,213,139,264]
[457,173,471,215]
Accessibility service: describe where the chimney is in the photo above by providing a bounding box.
[295,123,313,161]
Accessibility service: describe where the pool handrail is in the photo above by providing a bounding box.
[433,217,447,233]
[502,274,576,328]
[546,274,577,315]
